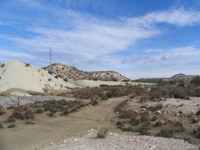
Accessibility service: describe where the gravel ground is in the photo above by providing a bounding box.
[0,95,76,108]
[42,129,199,150]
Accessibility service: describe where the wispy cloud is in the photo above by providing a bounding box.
[128,8,200,27]
[122,46,200,64]
[3,24,160,58]
[1,6,200,59]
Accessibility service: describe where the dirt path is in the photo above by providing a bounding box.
[0,97,126,150]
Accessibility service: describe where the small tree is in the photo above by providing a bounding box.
[191,76,200,86]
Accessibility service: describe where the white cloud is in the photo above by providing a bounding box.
[122,45,200,64]
[3,23,160,58]
[128,8,200,27]
[1,7,200,60]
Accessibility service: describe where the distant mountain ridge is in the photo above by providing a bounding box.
[44,63,129,81]
[136,73,195,83]
[171,73,194,78]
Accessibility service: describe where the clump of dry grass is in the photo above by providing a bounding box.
[97,127,108,138]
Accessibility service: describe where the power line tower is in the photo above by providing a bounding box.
[49,46,52,65]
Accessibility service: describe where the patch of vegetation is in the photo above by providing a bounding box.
[24,110,35,119]
[157,128,174,138]
[35,108,44,114]
[0,107,5,116]
[191,76,200,86]
[173,122,185,133]
[120,126,135,132]
[193,127,200,139]
[61,110,69,116]
[139,129,151,136]
[148,104,163,112]
[10,112,25,120]
[196,110,200,115]
[116,121,124,128]
[182,138,196,144]
[1,63,5,68]
[8,123,16,128]
[155,121,163,127]
[101,94,109,100]
[5,118,15,123]
[130,118,141,126]
[0,111,5,116]
[25,121,34,125]
[151,116,158,121]
[119,109,137,119]
[25,63,30,67]
[0,123,3,129]
[97,127,108,138]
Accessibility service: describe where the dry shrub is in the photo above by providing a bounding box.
[35,108,44,114]
[8,123,16,128]
[10,112,25,120]
[157,127,173,138]
[74,85,148,100]
[114,100,128,113]
[119,109,137,119]
[148,90,163,100]
[97,127,108,138]
[0,123,3,129]
[167,88,186,99]
[148,104,163,112]
[166,121,185,133]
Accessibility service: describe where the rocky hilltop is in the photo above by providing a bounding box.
[44,63,129,81]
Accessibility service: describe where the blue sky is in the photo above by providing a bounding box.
[1,0,200,79]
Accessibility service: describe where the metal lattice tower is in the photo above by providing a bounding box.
[49,47,52,65]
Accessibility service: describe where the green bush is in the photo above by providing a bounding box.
[191,76,200,86]
[130,118,141,126]
[183,138,194,144]
[101,94,109,100]
[121,127,134,132]
[116,121,124,127]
